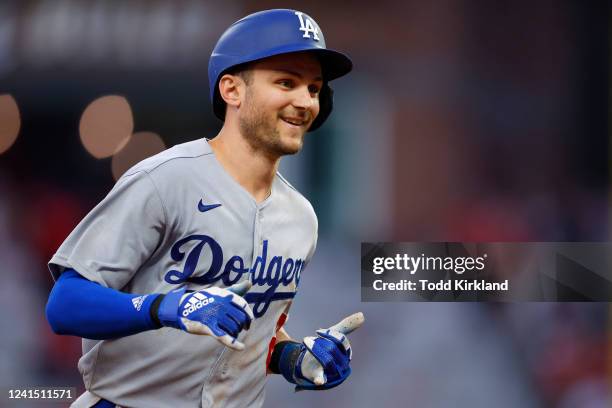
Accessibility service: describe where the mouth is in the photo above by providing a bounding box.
[280,116,308,128]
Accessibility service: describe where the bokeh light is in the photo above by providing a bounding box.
[0,94,21,155]
[79,95,134,159]
[111,131,167,180]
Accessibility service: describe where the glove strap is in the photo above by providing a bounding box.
[156,288,186,329]
[149,294,165,328]
[269,341,301,384]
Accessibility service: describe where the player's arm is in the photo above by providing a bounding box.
[275,327,293,342]
[266,327,293,375]
[46,269,162,339]
[267,313,364,390]
[46,269,254,350]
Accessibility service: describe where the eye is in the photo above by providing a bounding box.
[277,79,294,88]
[308,84,321,94]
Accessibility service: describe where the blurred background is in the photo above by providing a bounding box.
[0,0,610,407]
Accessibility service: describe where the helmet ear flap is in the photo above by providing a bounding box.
[309,83,333,132]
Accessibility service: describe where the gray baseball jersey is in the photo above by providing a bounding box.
[48,138,318,408]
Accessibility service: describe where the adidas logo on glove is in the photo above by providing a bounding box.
[182,292,215,316]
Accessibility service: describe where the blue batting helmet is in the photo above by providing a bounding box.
[208,9,353,131]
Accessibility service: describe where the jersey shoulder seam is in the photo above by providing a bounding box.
[123,151,214,177]
[276,172,314,207]
[115,169,170,230]
[275,171,299,193]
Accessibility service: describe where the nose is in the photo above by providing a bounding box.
[291,85,316,111]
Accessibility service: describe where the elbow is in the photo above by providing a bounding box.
[46,294,69,335]
[46,274,77,335]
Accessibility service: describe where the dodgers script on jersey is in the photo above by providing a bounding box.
[48,139,318,408]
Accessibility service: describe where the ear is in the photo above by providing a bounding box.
[218,74,244,110]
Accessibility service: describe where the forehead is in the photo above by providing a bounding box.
[251,52,322,79]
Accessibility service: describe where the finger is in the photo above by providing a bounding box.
[207,286,255,323]
[299,343,327,385]
[312,366,325,386]
[316,329,351,359]
[180,317,245,351]
[227,304,248,324]
[182,319,219,337]
[226,309,248,331]
[326,312,365,335]
[229,298,255,323]
[226,280,252,296]
[180,318,220,336]
[218,318,239,338]
[303,336,335,372]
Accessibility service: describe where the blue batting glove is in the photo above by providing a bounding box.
[272,313,364,390]
[156,281,254,351]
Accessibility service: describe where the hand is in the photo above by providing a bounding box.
[273,312,365,390]
[156,281,254,351]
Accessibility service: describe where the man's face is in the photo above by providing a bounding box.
[237,52,323,156]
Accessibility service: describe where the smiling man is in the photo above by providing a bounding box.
[226,53,323,155]
[46,9,362,408]
[209,52,325,199]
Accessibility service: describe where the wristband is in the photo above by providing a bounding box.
[149,294,165,328]
[269,340,301,383]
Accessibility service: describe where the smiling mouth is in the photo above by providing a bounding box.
[280,117,307,127]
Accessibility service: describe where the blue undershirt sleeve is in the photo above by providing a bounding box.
[46,269,163,340]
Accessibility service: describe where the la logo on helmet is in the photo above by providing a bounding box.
[295,12,320,41]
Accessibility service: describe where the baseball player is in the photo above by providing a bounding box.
[45,9,363,408]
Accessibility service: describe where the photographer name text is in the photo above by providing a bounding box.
[372,278,509,292]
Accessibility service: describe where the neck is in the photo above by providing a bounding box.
[209,124,280,203]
